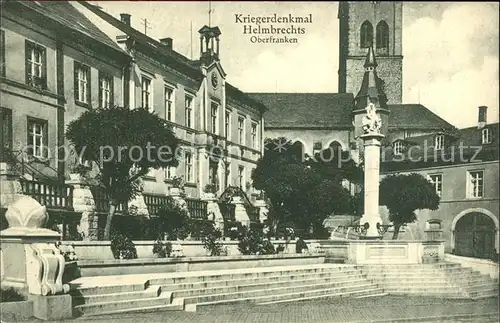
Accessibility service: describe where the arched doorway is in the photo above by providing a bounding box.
[454,212,496,259]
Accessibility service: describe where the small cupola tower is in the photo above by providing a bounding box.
[199,25,221,65]
[352,46,390,139]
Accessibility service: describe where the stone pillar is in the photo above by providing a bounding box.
[66,174,97,241]
[359,133,385,239]
[203,192,224,232]
[232,196,250,227]
[128,194,150,217]
[1,196,72,320]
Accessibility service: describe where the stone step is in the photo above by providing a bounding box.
[179,281,379,306]
[74,292,173,316]
[257,289,387,305]
[363,267,475,275]
[383,290,468,298]
[470,291,499,300]
[70,264,351,296]
[465,284,499,293]
[364,271,482,278]
[161,271,366,291]
[148,265,355,286]
[171,277,370,298]
[77,303,184,317]
[71,282,149,297]
[72,286,163,306]
[184,285,384,311]
[359,263,461,269]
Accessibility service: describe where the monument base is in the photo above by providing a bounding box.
[347,240,445,265]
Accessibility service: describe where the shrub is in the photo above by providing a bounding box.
[0,288,25,303]
[110,232,137,259]
[152,239,173,258]
[237,226,275,256]
[157,197,190,240]
[202,224,225,256]
[295,237,308,253]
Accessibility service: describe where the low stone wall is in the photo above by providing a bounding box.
[346,240,445,264]
[0,300,34,322]
[445,254,499,280]
[77,253,326,277]
[68,239,324,260]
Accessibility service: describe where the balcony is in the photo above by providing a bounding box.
[19,178,73,211]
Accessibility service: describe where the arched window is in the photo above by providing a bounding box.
[376,21,389,55]
[291,141,305,161]
[360,21,373,48]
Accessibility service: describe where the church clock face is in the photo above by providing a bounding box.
[211,72,219,89]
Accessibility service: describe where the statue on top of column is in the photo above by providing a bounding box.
[361,103,382,134]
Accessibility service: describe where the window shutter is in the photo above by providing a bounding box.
[98,71,102,108]
[41,46,47,89]
[25,41,30,84]
[74,61,79,102]
[109,75,114,107]
[43,121,48,159]
[87,67,91,106]
[26,118,33,156]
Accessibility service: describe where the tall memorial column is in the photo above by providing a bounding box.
[359,131,384,238]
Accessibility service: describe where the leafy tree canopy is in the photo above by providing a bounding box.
[379,173,440,239]
[65,106,180,239]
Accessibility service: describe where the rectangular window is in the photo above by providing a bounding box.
[429,174,442,197]
[185,151,193,183]
[74,61,90,104]
[251,122,258,150]
[0,30,5,77]
[165,86,174,122]
[434,135,444,150]
[468,170,484,198]
[26,41,47,89]
[27,117,48,159]
[211,102,218,134]
[482,128,491,144]
[238,116,245,145]
[98,71,113,108]
[225,110,231,140]
[141,76,152,111]
[185,94,193,128]
[0,108,12,161]
[238,165,245,188]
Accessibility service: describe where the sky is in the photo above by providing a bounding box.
[92,1,499,129]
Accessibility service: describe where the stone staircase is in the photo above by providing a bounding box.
[360,262,499,300]
[69,264,386,316]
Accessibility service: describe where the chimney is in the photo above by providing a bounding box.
[159,37,173,50]
[120,13,131,26]
[478,106,487,129]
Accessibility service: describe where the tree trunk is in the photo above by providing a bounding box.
[392,223,401,240]
[103,203,117,240]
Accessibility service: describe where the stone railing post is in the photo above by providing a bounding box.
[169,187,189,214]
[203,192,224,233]
[0,195,72,320]
[0,162,24,210]
[232,196,250,227]
[66,174,97,241]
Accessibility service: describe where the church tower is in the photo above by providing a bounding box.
[338,1,403,104]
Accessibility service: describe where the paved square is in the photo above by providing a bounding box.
[10,296,499,323]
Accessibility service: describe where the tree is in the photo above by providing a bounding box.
[66,106,179,240]
[379,173,440,239]
[252,137,357,238]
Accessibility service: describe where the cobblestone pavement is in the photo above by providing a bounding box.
[14,296,500,323]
